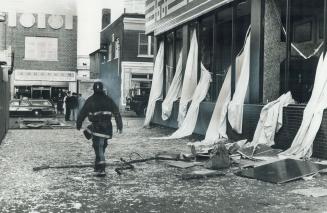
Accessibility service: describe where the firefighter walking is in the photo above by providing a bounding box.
[76,81,123,177]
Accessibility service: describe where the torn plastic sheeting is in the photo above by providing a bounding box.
[280,53,327,158]
[162,50,183,120]
[153,63,212,139]
[188,30,250,153]
[143,42,164,127]
[249,92,295,151]
[227,32,251,134]
[177,30,198,127]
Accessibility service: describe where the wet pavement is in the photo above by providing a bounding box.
[1,116,327,212]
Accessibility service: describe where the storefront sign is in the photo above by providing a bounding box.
[146,0,231,35]
[15,70,76,82]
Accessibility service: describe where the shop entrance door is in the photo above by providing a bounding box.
[31,86,51,99]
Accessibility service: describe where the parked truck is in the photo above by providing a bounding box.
[125,87,150,117]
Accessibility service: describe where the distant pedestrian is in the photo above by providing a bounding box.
[65,91,72,121]
[77,93,86,116]
[76,81,123,177]
[70,93,79,121]
[57,93,64,114]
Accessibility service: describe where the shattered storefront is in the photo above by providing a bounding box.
[145,0,327,159]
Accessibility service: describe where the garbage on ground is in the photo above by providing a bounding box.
[235,159,327,184]
[155,152,182,161]
[205,142,231,170]
[181,169,225,180]
[16,119,73,129]
[289,187,327,197]
[166,161,204,169]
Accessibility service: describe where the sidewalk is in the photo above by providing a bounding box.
[1,116,327,212]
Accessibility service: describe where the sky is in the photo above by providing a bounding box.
[0,0,126,55]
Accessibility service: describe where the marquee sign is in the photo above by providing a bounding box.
[15,70,76,82]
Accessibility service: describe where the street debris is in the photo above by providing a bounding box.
[166,161,204,169]
[33,162,119,171]
[114,154,192,175]
[235,159,327,184]
[204,142,231,170]
[155,151,181,160]
[16,118,73,129]
[289,187,327,197]
[181,169,225,180]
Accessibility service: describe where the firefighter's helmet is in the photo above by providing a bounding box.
[93,81,104,93]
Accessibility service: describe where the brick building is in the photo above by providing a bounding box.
[3,12,77,100]
[0,12,12,143]
[98,13,154,108]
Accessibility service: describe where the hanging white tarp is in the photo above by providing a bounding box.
[227,33,251,134]
[154,64,212,139]
[143,42,165,127]
[280,54,327,158]
[162,51,183,120]
[250,92,295,150]
[177,30,198,126]
[189,31,250,152]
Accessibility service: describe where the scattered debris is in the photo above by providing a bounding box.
[181,169,225,180]
[114,154,191,175]
[15,118,74,129]
[155,152,181,160]
[205,142,231,170]
[166,161,204,169]
[318,168,327,175]
[289,187,327,197]
[115,158,135,175]
[235,159,327,184]
[33,162,118,171]
[25,123,45,129]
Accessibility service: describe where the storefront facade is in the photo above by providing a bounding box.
[3,12,78,100]
[146,0,327,158]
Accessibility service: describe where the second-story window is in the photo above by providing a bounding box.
[115,38,120,59]
[138,33,153,57]
[108,43,112,61]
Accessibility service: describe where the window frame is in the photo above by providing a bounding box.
[108,43,112,61]
[114,38,120,59]
[138,32,154,57]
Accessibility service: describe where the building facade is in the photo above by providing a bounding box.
[146,0,327,158]
[100,13,154,108]
[0,13,12,143]
[3,12,77,100]
[0,66,10,143]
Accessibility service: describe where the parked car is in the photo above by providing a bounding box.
[9,99,56,117]
[125,87,150,117]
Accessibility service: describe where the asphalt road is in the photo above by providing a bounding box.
[1,116,327,212]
